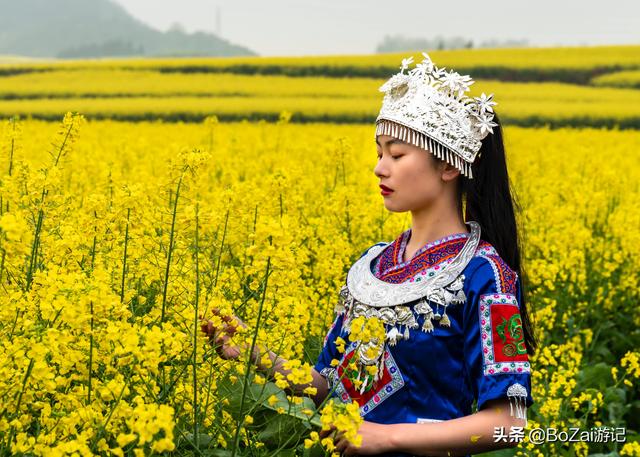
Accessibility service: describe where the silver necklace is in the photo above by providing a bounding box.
[333,222,481,393]
[346,221,480,308]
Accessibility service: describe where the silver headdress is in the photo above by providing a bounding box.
[375,52,498,179]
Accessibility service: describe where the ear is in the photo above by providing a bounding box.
[441,162,461,182]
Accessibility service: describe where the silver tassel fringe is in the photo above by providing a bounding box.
[375,120,473,179]
[507,383,528,426]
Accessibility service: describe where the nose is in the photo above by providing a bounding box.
[374,156,389,179]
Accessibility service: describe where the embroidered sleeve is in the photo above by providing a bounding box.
[463,256,534,422]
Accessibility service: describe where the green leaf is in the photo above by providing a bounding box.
[179,432,223,451]
[256,412,306,448]
[200,450,234,457]
[301,441,326,457]
[302,334,323,366]
[217,373,323,429]
[576,362,611,388]
[251,381,323,428]
[215,374,256,417]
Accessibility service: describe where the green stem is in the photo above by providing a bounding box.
[104,382,129,424]
[160,175,182,399]
[199,352,216,441]
[53,115,76,167]
[213,208,229,289]
[252,205,258,238]
[89,210,97,272]
[8,308,20,342]
[107,170,113,211]
[14,358,33,415]
[26,201,45,291]
[161,175,183,323]
[0,248,5,286]
[121,208,130,305]
[193,203,200,450]
[231,257,271,457]
[5,358,34,450]
[87,301,94,404]
[158,348,194,402]
[344,198,351,244]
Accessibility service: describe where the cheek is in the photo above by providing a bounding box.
[398,156,437,190]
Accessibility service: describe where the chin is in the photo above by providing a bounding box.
[383,201,408,213]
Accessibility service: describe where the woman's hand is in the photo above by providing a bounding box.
[319,421,394,456]
[200,308,248,361]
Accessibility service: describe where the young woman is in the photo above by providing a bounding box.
[202,53,537,457]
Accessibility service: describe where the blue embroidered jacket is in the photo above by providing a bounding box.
[314,230,534,457]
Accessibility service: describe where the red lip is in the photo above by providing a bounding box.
[379,184,394,192]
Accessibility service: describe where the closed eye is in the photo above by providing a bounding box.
[376,153,403,160]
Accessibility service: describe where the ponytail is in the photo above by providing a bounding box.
[459,112,538,355]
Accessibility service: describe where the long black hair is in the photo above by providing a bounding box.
[457,112,538,356]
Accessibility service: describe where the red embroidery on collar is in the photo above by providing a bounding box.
[374,230,477,283]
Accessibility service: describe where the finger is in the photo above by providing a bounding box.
[211,309,245,333]
[200,321,213,335]
[212,337,227,355]
[201,325,212,341]
[214,333,229,347]
[199,315,215,326]
[232,315,247,328]
[207,321,235,338]
[212,308,235,324]
[319,426,334,439]
[213,322,235,339]
[344,445,356,456]
[225,323,239,336]
[207,322,218,338]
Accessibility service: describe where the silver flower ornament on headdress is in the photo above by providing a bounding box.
[375,52,499,179]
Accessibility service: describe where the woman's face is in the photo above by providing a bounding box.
[374,134,458,212]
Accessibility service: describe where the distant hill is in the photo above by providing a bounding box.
[0,0,256,58]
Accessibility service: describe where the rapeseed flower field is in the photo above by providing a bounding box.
[0,45,639,456]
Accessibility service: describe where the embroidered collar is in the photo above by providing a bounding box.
[347,221,481,308]
[374,229,471,283]
[397,228,470,264]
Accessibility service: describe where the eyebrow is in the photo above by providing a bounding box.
[375,138,408,147]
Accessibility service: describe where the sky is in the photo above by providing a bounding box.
[114,0,640,56]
